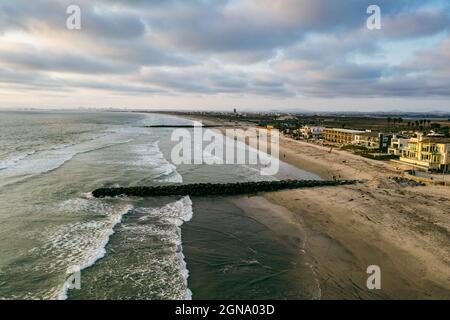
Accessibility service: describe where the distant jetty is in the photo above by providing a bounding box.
[92,180,359,198]
[142,125,225,128]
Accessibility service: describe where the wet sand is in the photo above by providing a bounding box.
[182,196,322,299]
[240,129,450,299]
[175,113,450,299]
[268,137,450,299]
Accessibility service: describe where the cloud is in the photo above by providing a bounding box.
[138,65,292,97]
[0,46,137,74]
[0,0,449,108]
[381,8,450,39]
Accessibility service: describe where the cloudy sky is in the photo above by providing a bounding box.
[0,0,449,111]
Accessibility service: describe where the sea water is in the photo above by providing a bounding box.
[0,111,320,300]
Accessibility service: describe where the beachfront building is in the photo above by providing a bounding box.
[354,131,380,149]
[354,131,393,152]
[399,135,450,172]
[323,128,364,145]
[379,133,393,153]
[427,130,446,138]
[299,126,325,140]
[388,136,410,156]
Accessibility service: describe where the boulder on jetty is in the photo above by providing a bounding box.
[92,180,359,198]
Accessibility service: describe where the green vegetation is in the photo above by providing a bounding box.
[340,144,398,161]
[173,112,450,137]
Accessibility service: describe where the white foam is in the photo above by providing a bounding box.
[135,196,193,300]
[58,205,133,300]
[50,143,76,150]
[132,141,183,183]
[39,198,133,300]
[137,196,193,223]
[0,135,133,187]
[0,150,37,171]
[132,139,192,299]
[165,196,193,300]
[55,172,188,299]
[83,192,94,199]
[128,137,190,299]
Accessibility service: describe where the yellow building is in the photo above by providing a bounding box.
[400,135,450,172]
[323,128,364,145]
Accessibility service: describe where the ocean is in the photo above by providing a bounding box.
[0,111,321,300]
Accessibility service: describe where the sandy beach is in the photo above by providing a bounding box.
[178,113,450,299]
[264,135,450,299]
[262,136,450,299]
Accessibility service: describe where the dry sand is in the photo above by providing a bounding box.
[265,135,450,299]
[170,113,450,299]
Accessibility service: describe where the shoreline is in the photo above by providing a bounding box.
[181,195,326,299]
[268,133,450,299]
[176,112,450,299]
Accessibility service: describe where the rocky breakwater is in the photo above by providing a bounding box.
[92,180,360,198]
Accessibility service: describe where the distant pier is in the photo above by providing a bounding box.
[92,180,359,198]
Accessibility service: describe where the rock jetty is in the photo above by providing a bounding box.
[92,180,359,198]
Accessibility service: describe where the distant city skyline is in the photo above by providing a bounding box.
[0,0,449,111]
